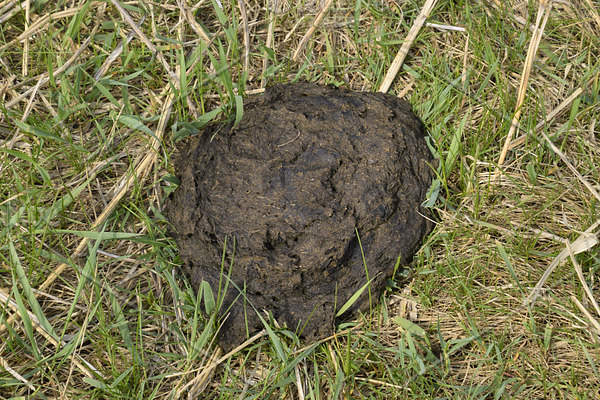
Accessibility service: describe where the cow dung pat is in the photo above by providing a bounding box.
[166,82,435,350]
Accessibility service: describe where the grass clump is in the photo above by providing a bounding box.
[0,0,599,398]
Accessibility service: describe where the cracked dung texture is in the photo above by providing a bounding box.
[166,82,435,350]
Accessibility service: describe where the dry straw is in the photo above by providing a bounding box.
[378,0,438,93]
[0,0,177,356]
[525,221,600,307]
[2,0,599,396]
[495,0,552,175]
[292,0,335,61]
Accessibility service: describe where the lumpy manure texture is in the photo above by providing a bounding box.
[166,82,435,350]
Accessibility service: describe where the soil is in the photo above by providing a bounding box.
[166,82,435,351]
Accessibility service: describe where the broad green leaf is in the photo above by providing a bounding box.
[173,106,225,141]
[1,148,51,185]
[15,121,68,144]
[9,239,56,337]
[107,284,140,364]
[83,377,107,390]
[34,229,142,240]
[92,80,121,108]
[35,174,96,229]
[392,316,426,337]
[233,94,243,128]
[445,113,467,174]
[11,277,39,359]
[201,280,215,315]
[447,335,478,355]
[117,114,161,144]
[423,178,441,208]
[496,241,523,293]
[335,274,378,318]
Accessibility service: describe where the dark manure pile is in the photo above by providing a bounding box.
[166,82,435,350]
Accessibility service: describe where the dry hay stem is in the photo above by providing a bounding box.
[414,279,600,390]
[569,243,600,317]
[5,33,95,109]
[434,146,600,388]
[187,322,368,397]
[526,221,600,307]
[378,0,438,93]
[237,0,250,73]
[93,14,147,81]
[0,355,35,391]
[473,5,600,317]
[539,129,600,202]
[173,299,368,397]
[569,242,600,340]
[0,285,101,379]
[109,0,179,84]
[291,0,335,61]
[0,1,106,50]
[447,167,585,243]
[262,5,276,88]
[0,1,186,384]
[508,85,586,149]
[21,0,29,77]
[174,332,267,398]
[488,0,530,30]
[0,0,598,396]
[0,92,173,332]
[178,1,212,45]
[495,0,552,174]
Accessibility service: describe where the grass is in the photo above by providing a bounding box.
[1,0,599,398]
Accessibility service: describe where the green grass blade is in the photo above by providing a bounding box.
[335,273,378,318]
[444,113,467,175]
[91,80,122,108]
[117,114,162,145]
[392,316,426,337]
[233,94,244,128]
[1,148,51,186]
[32,229,142,240]
[14,121,69,145]
[9,239,56,338]
[107,284,140,364]
[173,106,225,141]
[35,174,96,229]
[10,277,39,360]
[331,369,345,400]
[201,280,215,315]
[496,241,524,294]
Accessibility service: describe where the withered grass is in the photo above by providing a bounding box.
[1,0,599,398]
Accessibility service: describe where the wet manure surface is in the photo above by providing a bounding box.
[166,82,435,350]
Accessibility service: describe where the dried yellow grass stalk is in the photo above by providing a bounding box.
[291,0,335,61]
[525,219,600,307]
[582,0,600,28]
[378,0,438,93]
[569,242,600,317]
[6,35,94,108]
[508,86,584,149]
[22,0,29,76]
[109,0,179,84]
[539,129,600,202]
[179,2,212,45]
[495,0,552,174]
[262,8,276,88]
[0,286,101,379]
[94,16,146,81]
[238,0,250,74]
[175,332,267,398]
[0,1,104,51]
[1,355,35,390]
[0,93,173,338]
